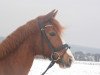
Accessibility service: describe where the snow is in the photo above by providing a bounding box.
[28,59,100,75]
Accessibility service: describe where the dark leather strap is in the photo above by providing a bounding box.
[41,61,55,75]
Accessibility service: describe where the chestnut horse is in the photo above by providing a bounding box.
[0,10,74,75]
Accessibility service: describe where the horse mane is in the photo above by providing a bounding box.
[0,19,37,59]
[0,16,63,59]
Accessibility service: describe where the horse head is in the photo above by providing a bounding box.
[34,10,74,69]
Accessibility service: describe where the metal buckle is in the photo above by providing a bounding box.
[41,28,45,31]
[51,52,61,61]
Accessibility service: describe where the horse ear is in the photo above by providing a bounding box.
[53,10,58,17]
[45,9,58,21]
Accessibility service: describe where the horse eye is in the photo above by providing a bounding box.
[49,32,56,36]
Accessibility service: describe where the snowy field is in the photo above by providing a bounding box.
[28,59,100,75]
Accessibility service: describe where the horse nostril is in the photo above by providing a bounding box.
[69,58,72,64]
[65,58,72,67]
[66,58,72,67]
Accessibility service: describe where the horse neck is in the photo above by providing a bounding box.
[0,20,37,59]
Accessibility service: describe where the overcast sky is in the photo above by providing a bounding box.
[0,0,100,48]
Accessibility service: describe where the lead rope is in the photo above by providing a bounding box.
[41,61,55,75]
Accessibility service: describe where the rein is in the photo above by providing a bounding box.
[37,18,69,75]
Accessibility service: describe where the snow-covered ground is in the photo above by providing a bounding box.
[28,59,100,75]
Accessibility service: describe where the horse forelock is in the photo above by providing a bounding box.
[37,15,64,36]
[51,18,64,36]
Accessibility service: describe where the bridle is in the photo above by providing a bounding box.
[37,18,69,75]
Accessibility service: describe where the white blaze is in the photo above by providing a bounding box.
[61,37,75,61]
